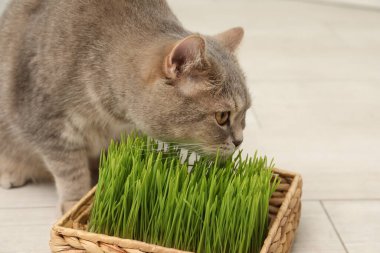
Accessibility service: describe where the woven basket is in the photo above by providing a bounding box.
[50,168,302,253]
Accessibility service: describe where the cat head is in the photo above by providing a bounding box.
[136,27,251,157]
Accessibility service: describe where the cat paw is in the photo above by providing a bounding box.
[0,172,27,189]
[60,200,78,214]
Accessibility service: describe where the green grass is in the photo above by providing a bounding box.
[88,134,279,253]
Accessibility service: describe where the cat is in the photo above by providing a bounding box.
[0,0,251,213]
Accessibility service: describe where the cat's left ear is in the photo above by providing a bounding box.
[164,35,206,79]
[214,27,244,52]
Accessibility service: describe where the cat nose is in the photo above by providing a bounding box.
[233,139,243,147]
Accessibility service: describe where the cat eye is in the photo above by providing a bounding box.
[215,111,230,126]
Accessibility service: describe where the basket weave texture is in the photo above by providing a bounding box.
[50,168,302,253]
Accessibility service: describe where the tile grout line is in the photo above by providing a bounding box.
[320,200,350,253]
[0,205,56,210]
[303,198,380,202]
[281,0,380,13]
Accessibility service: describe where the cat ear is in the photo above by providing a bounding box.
[214,27,244,52]
[164,35,206,79]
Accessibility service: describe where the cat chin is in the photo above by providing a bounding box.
[197,148,235,160]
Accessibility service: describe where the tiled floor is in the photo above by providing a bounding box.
[1,0,380,252]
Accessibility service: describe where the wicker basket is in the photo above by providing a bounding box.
[50,168,302,253]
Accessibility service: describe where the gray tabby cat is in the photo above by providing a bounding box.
[0,0,250,212]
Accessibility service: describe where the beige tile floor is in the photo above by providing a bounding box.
[1,0,380,252]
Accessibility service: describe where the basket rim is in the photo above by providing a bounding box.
[260,168,301,253]
[51,167,301,253]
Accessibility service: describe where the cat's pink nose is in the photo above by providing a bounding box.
[233,140,243,147]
